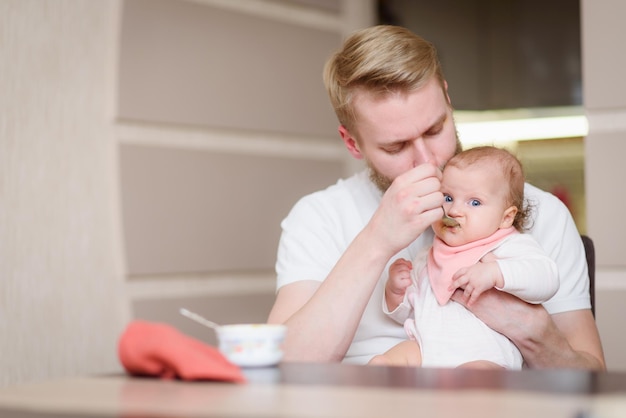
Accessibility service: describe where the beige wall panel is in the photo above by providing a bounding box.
[582,0,626,371]
[596,288,626,371]
[584,131,625,267]
[118,0,340,137]
[132,292,276,346]
[0,0,129,386]
[581,0,626,109]
[290,0,341,12]
[120,144,344,275]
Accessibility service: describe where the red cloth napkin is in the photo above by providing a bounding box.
[118,320,246,383]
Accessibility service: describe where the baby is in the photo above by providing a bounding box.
[370,146,559,369]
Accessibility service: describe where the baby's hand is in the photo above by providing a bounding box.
[385,258,413,312]
[387,258,413,296]
[449,261,502,306]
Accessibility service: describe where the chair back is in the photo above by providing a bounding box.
[581,235,595,317]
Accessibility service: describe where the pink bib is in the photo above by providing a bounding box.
[427,227,517,305]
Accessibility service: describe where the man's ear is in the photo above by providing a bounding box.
[339,125,363,160]
[500,206,518,228]
[443,80,452,105]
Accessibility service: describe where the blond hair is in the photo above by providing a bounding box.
[446,146,531,231]
[323,25,447,132]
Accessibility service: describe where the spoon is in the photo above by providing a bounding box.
[441,206,459,227]
[179,308,221,330]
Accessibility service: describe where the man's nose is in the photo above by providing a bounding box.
[411,139,434,167]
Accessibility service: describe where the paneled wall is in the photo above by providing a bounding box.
[118,0,375,342]
[581,0,626,371]
[0,0,375,387]
[0,0,129,386]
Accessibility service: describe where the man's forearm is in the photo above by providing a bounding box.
[273,227,394,362]
[451,289,606,370]
[508,308,605,370]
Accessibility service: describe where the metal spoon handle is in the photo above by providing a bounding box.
[179,308,220,330]
[441,206,459,227]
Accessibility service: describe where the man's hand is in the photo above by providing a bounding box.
[451,288,606,370]
[367,163,443,256]
[451,288,531,336]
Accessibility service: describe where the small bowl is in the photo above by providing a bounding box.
[216,324,287,368]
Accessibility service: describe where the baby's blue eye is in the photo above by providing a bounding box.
[470,199,481,207]
[444,195,453,203]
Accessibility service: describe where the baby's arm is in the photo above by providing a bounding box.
[385,258,413,311]
[450,234,559,306]
[449,259,502,306]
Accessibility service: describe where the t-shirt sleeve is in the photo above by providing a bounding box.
[495,234,560,304]
[275,192,350,291]
[525,184,591,314]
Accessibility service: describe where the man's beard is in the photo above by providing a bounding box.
[366,138,463,193]
[367,161,393,193]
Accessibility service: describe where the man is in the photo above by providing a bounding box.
[267,25,605,369]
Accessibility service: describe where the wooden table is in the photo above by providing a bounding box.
[1,363,625,417]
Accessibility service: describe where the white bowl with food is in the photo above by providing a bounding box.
[215,323,287,368]
[180,308,287,368]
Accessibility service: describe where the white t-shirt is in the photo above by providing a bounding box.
[275,170,591,364]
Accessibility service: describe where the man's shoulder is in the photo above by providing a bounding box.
[524,182,555,201]
[524,182,568,216]
[296,170,380,207]
[278,171,379,262]
[524,182,575,244]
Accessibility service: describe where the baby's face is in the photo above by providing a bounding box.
[433,163,512,247]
